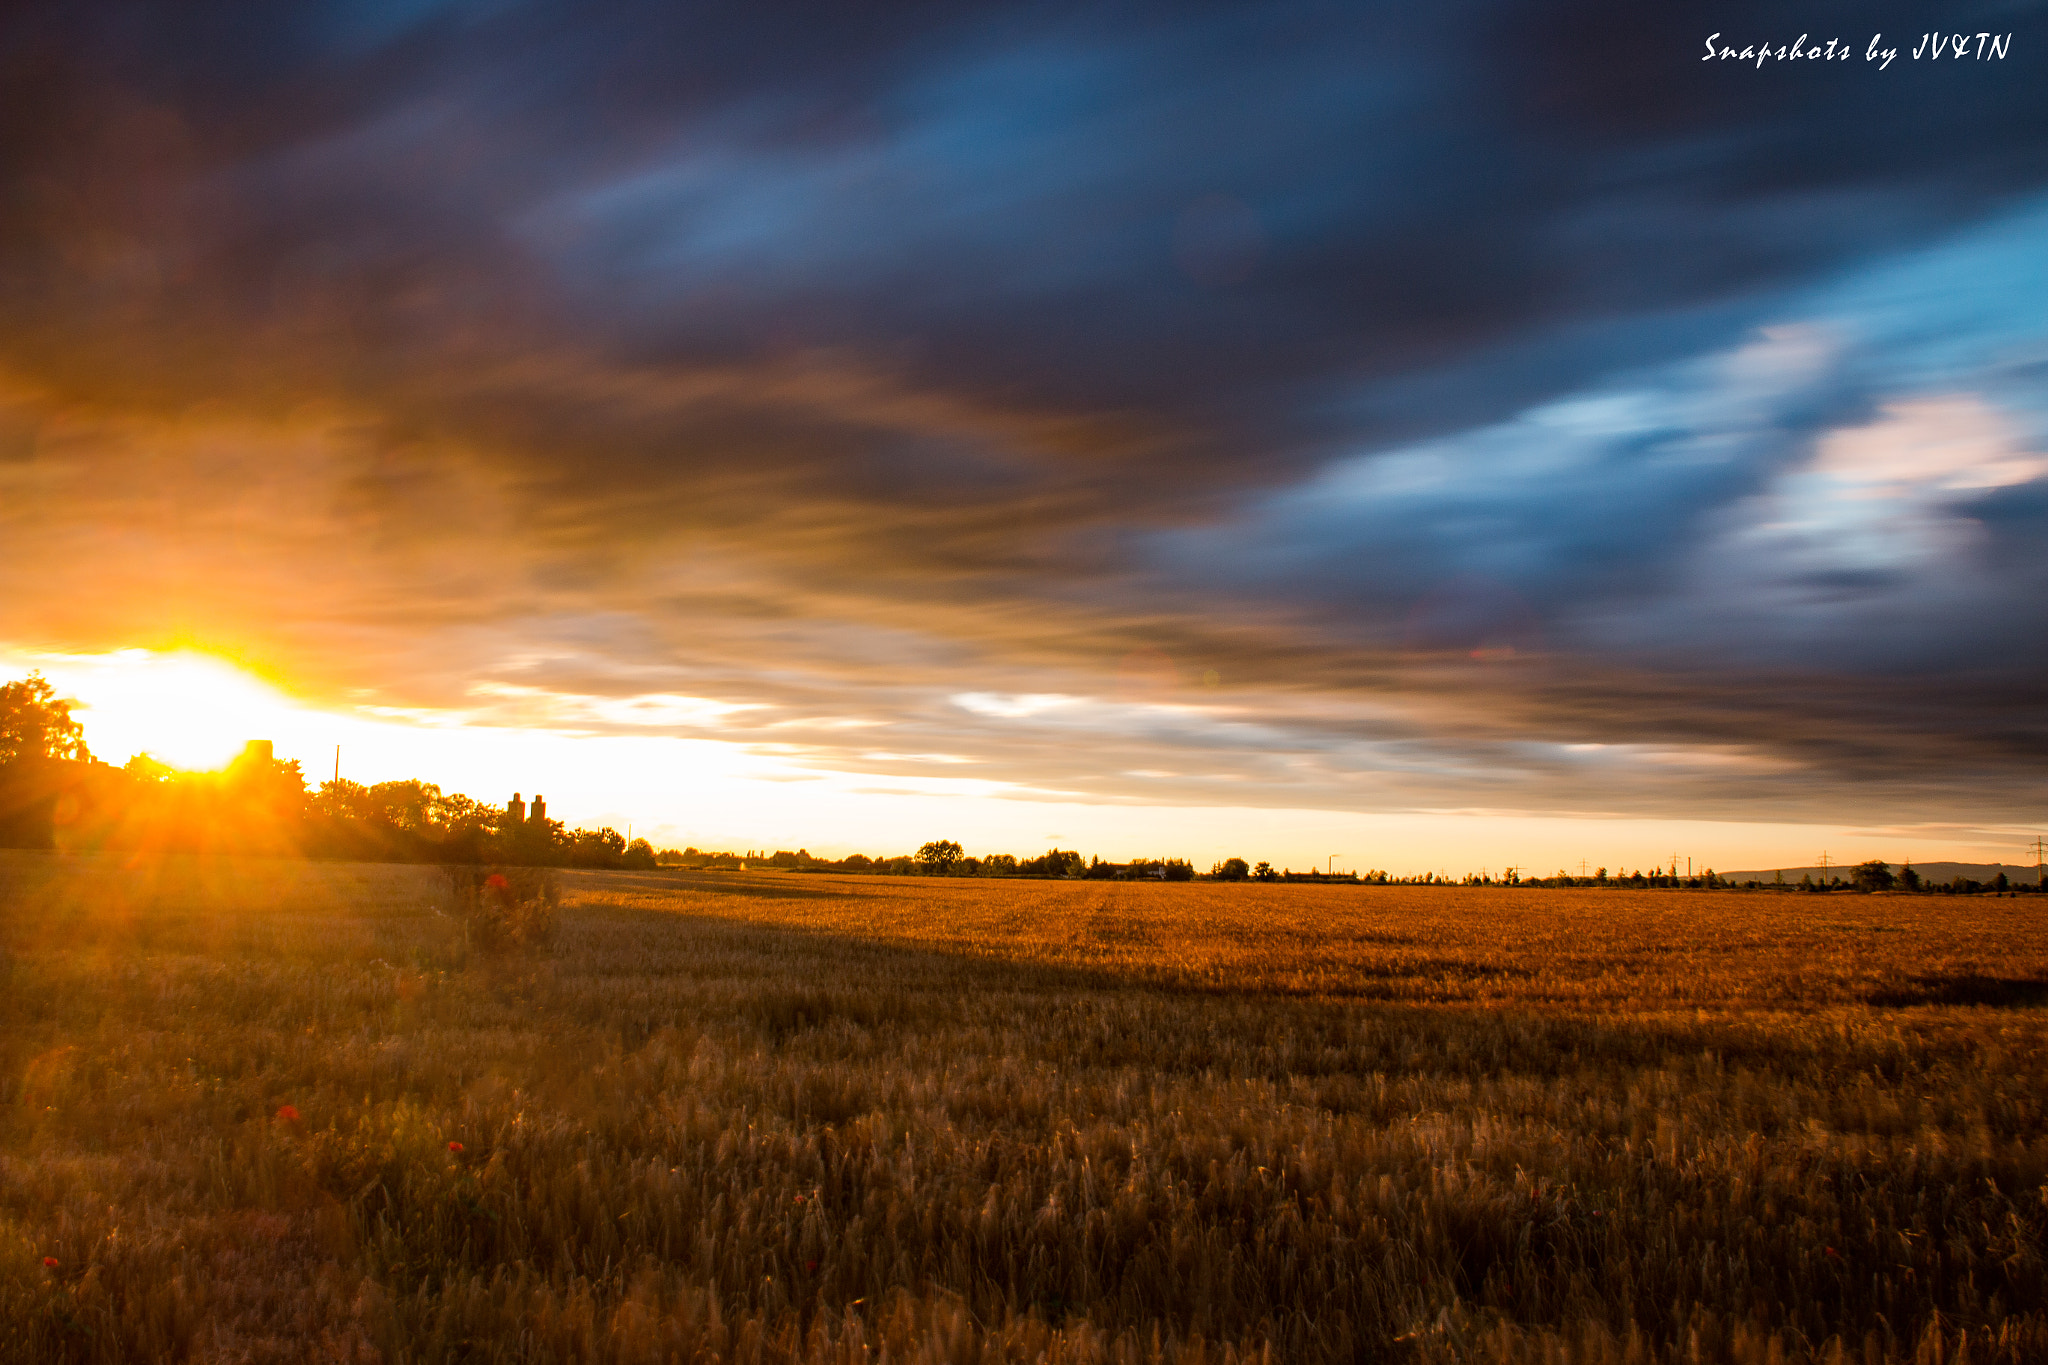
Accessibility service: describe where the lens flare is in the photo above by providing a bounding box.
[12,650,308,770]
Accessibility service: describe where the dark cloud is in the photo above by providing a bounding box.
[2,0,2046,825]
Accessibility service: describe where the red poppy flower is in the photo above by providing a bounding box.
[806,1260,818,1272]
[276,1105,301,1122]
[485,874,508,889]
[448,1141,464,1152]
[44,1257,59,1268]
[1824,1246,1842,1259]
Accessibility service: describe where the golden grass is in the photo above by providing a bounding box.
[2,854,2044,1363]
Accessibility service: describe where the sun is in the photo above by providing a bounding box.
[13,649,309,771]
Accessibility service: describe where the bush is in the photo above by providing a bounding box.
[444,864,559,953]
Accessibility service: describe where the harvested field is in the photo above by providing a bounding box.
[2,853,2045,1363]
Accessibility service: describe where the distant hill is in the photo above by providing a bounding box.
[1717,861,2044,885]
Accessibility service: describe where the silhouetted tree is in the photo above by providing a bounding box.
[1899,860,1921,892]
[307,777,504,861]
[1212,857,1250,881]
[0,672,93,849]
[1852,860,1895,892]
[568,826,627,868]
[221,743,310,846]
[1019,848,1084,878]
[1252,861,1277,882]
[916,839,963,874]
[0,673,90,766]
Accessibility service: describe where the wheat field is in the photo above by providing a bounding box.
[2,853,2044,1363]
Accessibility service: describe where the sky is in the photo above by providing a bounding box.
[2,1,2045,873]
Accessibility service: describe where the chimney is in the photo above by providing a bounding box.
[508,792,525,823]
[530,794,546,823]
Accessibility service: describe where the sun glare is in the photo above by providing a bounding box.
[25,650,308,771]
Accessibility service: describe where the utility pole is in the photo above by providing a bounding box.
[1818,851,1832,882]
[1328,854,1340,877]
[1579,859,1588,878]
[1669,853,1681,879]
[333,745,340,784]
[2031,834,2046,887]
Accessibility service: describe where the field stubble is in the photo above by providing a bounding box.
[1,854,2044,1363]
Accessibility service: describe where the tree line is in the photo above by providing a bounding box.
[673,843,1198,880]
[0,673,658,867]
[1455,861,2037,894]
[0,674,1211,874]
[3,672,2035,889]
